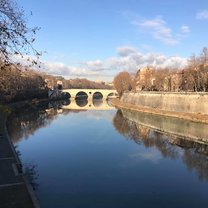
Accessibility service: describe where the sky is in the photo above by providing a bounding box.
[19,0,208,81]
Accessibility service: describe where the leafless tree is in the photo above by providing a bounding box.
[113,71,134,97]
[0,0,41,65]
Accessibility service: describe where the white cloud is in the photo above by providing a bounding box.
[108,46,187,71]
[86,59,103,70]
[42,61,100,77]
[180,25,190,33]
[131,15,190,45]
[84,60,107,72]
[40,46,188,81]
[132,16,178,45]
[117,46,138,57]
[11,47,188,81]
[196,10,208,20]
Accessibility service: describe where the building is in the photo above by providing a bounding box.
[135,67,155,91]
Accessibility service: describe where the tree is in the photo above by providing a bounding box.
[113,71,134,97]
[200,47,208,65]
[0,0,40,65]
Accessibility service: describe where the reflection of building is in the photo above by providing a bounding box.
[138,125,150,140]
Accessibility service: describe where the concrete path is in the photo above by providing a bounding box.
[0,112,38,208]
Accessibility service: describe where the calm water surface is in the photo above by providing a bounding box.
[7,100,208,208]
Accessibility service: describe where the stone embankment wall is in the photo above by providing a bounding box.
[121,92,208,115]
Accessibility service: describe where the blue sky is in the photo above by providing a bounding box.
[19,0,208,81]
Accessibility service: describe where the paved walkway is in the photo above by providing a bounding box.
[0,112,38,208]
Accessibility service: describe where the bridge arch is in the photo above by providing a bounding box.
[62,92,71,99]
[107,92,117,99]
[75,91,88,100]
[93,91,103,99]
[61,89,118,100]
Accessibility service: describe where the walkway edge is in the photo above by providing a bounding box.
[2,111,40,208]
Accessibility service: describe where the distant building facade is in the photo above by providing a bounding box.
[135,67,186,92]
[135,67,155,91]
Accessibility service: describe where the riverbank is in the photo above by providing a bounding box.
[111,97,208,124]
[0,107,39,208]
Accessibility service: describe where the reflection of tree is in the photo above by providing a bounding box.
[113,109,208,181]
[151,132,179,159]
[183,149,208,181]
[113,110,178,158]
[113,110,141,144]
[7,101,70,143]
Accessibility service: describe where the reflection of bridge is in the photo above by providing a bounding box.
[61,89,118,100]
[61,99,114,110]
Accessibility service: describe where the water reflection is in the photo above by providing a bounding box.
[7,102,208,207]
[76,98,88,107]
[7,101,69,143]
[62,98,114,110]
[8,102,208,182]
[24,163,39,190]
[61,99,71,106]
[7,99,113,144]
[113,110,208,181]
[93,99,103,107]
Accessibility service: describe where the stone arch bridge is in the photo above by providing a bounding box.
[61,89,118,100]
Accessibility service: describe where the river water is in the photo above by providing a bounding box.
[7,99,208,208]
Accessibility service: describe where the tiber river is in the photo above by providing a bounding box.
[7,99,208,208]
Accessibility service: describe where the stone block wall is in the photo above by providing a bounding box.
[121,92,208,115]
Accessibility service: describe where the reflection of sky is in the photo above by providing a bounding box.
[15,110,208,208]
[119,147,163,169]
[129,149,162,164]
[83,110,115,122]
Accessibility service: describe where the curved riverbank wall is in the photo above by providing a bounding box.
[121,92,208,115]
